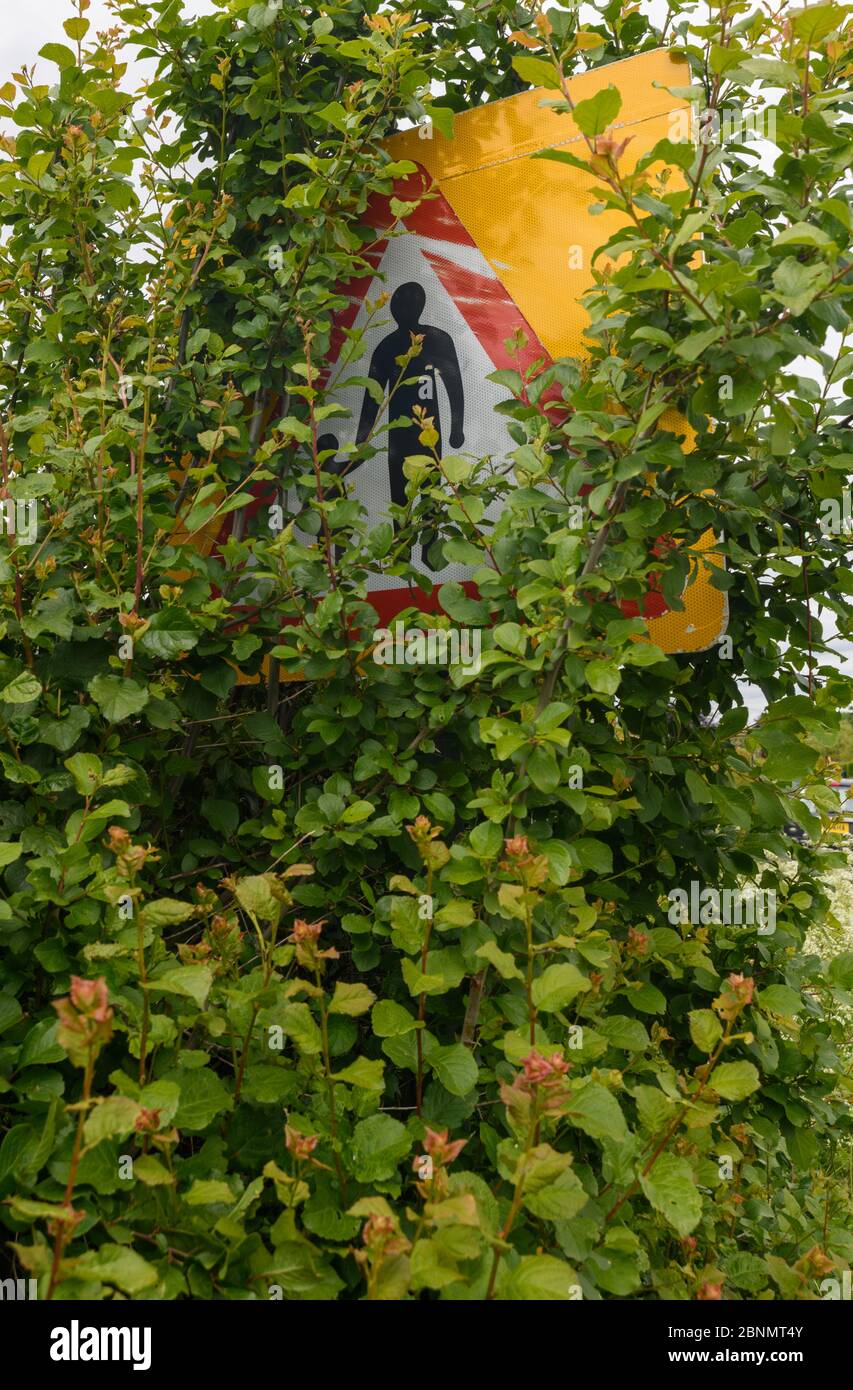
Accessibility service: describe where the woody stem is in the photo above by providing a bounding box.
[46,1046,94,1300]
[415,865,434,1117]
[316,968,348,1203]
[485,1101,539,1300]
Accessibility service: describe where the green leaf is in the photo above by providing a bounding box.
[511,55,562,90]
[74,1245,158,1296]
[39,705,90,751]
[598,1015,650,1052]
[639,1153,701,1236]
[371,1000,419,1037]
[140,898,195,930]
[762,740,818,783]
[541,840,574,886]
[329,982,376,1016]
[586,660,620,695]
[83,1096,141,1146]
[493,622,527,656]
[260,1241,344,1301]
[565,1081,628,1142]
[571,85,622,137]
[26,152,53,182]
[0,752,39,785]
[685,769,713,805]
[410,1237,464,1290]
[242,1064,292,1104]
[525,1165,588,1221]
[234,874,280,921]
[757,984,802,1017]
[688,1009,723,1053]
[39,42,77,69]
[9,1197,73,1222]
[786,1127,818,1170]
[0,1128,41,1186]
[333,1056,385,1091]
[435,899,475,929]
[64,16,90,39]
[88,674,149,722]
[139,1080,180,1126]
[401,947,466,997]
[351,1114,411,1182]
[167,1067,230,1131]
[149,964,213,1009]
[430,1043,478,1097]
[186,1179,234,1205]
[675,326,725,361]
[522,1147,588,1220]
[316,100,350,131]
[531,963,591,1012]
[632,1084,677,1132]
[138,608,200,659]
[627,982,667,1014]
[773,221,833,250]
[828,954,853,990]
[474,939,523,981]
[534,147,591,173]
[64,752,102,796]
[0,842,22,867]
[0,995,23,1034]
[771,258,830,316]
[26,1097,62,1179]
[134,1155,173,1186]
[713,1060,760,1101]
[0,671,42,704]
[34,940,69,974]
[792,2,846,42]
[505,1254,579,1300]
[528,745,560,792]
[424,105,455,140]
[469,821,503,858]
[724,1252,769,1293]
[20,1019,65,1067]
[202,797,239,836]
[278,1003,322,1056]
[670,210,710,254]
[572,838,613,875]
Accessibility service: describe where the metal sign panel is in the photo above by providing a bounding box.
[188,49,727,658]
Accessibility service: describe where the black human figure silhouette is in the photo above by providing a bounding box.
[355,283,464,560]
[316,432,342,474]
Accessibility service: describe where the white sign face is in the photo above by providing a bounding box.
[284,176,550,606]
[320,232,514,587]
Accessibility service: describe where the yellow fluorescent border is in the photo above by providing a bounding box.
[180,49,726,676]
[387,48,727,655]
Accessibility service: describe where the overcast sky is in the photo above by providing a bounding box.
[0,1,215,88]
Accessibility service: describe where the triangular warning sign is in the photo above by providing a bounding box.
[304,167,554,623]
[200,53,726,659]
[312,167,675,629]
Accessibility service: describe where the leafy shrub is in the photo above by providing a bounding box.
[0,0,851,1300]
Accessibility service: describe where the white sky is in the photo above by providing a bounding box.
[0,1,214,89]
